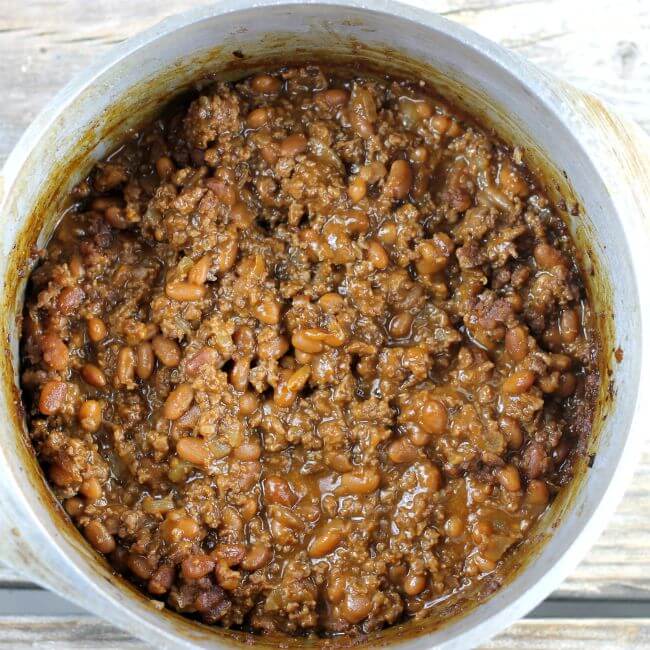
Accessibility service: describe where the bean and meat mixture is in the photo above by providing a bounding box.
[21,66,599,637]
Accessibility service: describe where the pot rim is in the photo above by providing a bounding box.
[1,2,649,649]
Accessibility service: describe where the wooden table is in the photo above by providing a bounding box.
[1,1,648,647]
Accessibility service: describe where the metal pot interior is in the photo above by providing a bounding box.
[0,3,634,648]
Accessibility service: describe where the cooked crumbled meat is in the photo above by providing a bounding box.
[21,66,599,638]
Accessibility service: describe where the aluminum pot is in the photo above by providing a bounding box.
[1,1,649,648]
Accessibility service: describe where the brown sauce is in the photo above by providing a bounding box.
[20,65,599,637]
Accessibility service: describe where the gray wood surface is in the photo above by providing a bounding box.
[1,0,649,646]
[0,617,648,649]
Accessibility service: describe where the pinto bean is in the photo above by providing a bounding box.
[152,336,181,367]
[136,341,155,379]
[241,543,272,571]
[325,452,353,473]
[78,400,103,432]
[559,308,580,343]
[176,437,209,465]
[87,317,107,342]
[350,86,377,138]
[403,572,426,596]
[323,322,346,347]
[378,220,397,245]
[308,519,347,558]
[385,159,412,200]
[367,240,389,270]
[280,133,308,157]
[418,399,447,434]
[84,521,115,554]
[57,286,85,314]
[552,437,571,465]
[340,592,372,624]
[315,88,349,107]
[105,206,129,229]
[232,439,262,461]
[502,370,536,395]
[213,543,246,566]
[165,282,206,301]
[505,326,528,362]
[182,554,215,580]
[523,442,548,479]
[217,235,239,272]
[388,312,413,338]
[230,357,250,391]
[64,497,84,517]
[251,74,281,94]
[348,177,367,203]
[557,372,577,397]
[252,300,280,325]
[388,437,418,464]
[41,333,69,371]
[534,243,565,269]
[431,114,452,133]
[263,476,296,506]
[155,156,175,179]
[79,478,101,502]
[238,392,259,416]
[415,234,453,275]
[81,363,106,388]
[286,365,311,392]
[39,381,67,415]
[292,329,325,354]
[127,554,154,580]
[161,513,201,543]
[444,515,464,538]
[336,468,380,495]
[526,479,550,505]
[188,255,212,285]
[247,107,270,129]
[163,384,194,420]
[116,347,136,387]
[497,464,521,492]
[318,292,343,311]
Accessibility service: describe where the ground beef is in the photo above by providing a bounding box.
[20,65,599,638]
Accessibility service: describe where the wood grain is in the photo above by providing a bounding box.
[0,0,649,645]
[0,616,145,648]
[0,616,647,648]
[0,0,648,164]
[483,618,650,649]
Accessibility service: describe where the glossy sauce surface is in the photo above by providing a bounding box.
[21,66,599,637]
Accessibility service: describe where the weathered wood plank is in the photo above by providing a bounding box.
[446,0,650,131]
[0,616,146,648]
[0,616,647,648]
[0,0,648,165]
[0,0,649,613]
[483,618,650,649]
